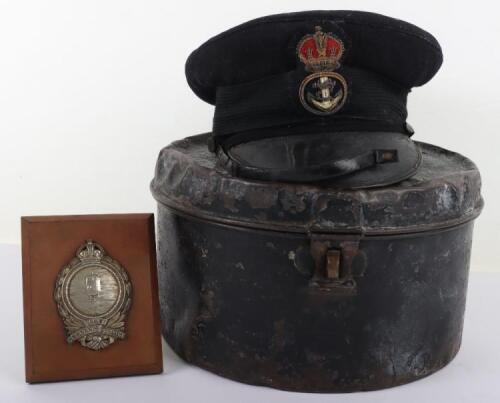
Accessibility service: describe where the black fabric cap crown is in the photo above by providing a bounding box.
[187,11,442,104]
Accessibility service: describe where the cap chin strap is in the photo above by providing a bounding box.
[217,147,398,183]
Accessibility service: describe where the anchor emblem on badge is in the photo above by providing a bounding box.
[297,26,348,115]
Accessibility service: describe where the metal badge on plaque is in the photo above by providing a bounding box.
[54,240,132,351]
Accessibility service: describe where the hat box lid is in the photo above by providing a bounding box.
[151,133,482,236]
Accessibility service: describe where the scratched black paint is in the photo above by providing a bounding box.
[151,134,482,392]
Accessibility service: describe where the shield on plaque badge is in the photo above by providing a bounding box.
[54,240,132,351]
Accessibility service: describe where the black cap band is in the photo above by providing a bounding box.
[213,65,409,148]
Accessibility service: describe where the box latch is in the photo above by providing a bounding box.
[309,235,363,296]
[325,249,341,280]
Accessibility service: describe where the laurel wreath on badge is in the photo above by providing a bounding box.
[54,240,132,351]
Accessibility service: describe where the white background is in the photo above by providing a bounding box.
[1,2,499,401]
[0,0,498,272]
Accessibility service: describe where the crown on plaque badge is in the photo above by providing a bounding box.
[297,26,348,115]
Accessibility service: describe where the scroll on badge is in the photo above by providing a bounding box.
[54,240,132,351]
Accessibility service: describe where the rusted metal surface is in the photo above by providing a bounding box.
[156,207,474,392]
[151,134,483,235]
[151,134,483,392]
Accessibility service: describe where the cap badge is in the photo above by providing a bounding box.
[297,26,347,115]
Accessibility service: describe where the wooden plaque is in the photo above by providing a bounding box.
[21,214,163,383]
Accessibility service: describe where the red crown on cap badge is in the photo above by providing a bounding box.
[297,26,344,72]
